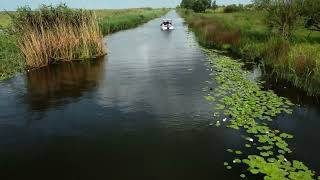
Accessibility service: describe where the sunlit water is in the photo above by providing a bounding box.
[0,11,319,179]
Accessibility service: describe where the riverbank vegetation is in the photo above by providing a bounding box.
[98,8,169,34]
[10,4,105,68]
[203,49,319,179]
[180,0,320,178]
[0,33,24,80]
[0,6,166,81]
[179,0,320,95]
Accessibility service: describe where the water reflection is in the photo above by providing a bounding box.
[25,59,105,111]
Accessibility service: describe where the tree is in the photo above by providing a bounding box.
[211,0,218,10]
[193,0,209,12]
[252,0,269,9]
[180,0,212,12]
[253,0,303,39]
[181,0,194,9]
[302,0,320,32]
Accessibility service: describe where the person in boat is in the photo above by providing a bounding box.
[161,21,168,26]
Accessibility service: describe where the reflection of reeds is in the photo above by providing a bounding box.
[10,4,105,68]
[26,59,105,110]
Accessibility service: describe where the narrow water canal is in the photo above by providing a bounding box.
[0,11,319,179]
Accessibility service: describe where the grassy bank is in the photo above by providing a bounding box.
[0,7,167,81]
[178,9,320,95]
[98,8,169,35]
[0,33,24,80]
[0,13,11,28]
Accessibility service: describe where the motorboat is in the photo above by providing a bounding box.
[161,19,174,30]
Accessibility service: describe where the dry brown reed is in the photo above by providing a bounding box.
[10,4,106,68]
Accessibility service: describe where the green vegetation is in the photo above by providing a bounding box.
[0,13,11,28]
[203,49,319,179]
[0,7,166,81]
[180,0,320,178]
[0,33,24,80]
[180,0,213,12]
[98,8,168,35]
[178,8,320,95]
[302,0,320,32]
[223,4,245,13]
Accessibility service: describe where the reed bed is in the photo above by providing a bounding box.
[0,7,166,80]
[10,4,106,68]
[178,9,320,95]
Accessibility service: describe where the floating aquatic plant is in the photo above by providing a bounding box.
[203,49,318,179]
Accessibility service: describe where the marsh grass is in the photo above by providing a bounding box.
[179,9,320,95]
[0,7,166,80]
[98,8,168,35]
[0,33,24,80]
[0,13,11,28]
[9,4,105,68]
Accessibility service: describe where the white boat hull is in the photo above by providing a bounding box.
[161,25,174,30]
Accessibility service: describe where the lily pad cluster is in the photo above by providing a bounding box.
[202,49,318,179]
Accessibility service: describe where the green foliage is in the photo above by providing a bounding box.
[0,33,24,80]
[302,0,320,32]
[224,4,244,13]
[264,0,303,38]
[180,0,212,13]
[99,9,168,35]
[202,49,317,179]
[211,0,218,10]
[178,9,320,95]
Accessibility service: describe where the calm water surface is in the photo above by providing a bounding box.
[0,11,319,179]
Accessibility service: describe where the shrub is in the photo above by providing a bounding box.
[185,15,241,48]
[288,44,318,78]
[302,0,320,32]
[180,0,212,13]
[224,4,244,13]
[261,36,290,69]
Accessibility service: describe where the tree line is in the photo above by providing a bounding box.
[180,0,217,12]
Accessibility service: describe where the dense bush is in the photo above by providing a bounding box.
[180,0,212,13]
[302,0,320,32]
[224,4,244,13]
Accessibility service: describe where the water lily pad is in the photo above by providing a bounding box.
[200,51,317,179]
[235,150,243,155]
